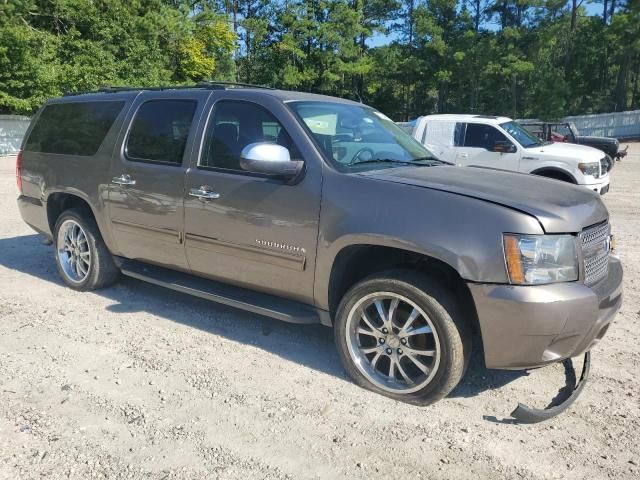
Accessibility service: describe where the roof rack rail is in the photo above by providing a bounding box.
[195,81,274,90]
[63,81,274,96]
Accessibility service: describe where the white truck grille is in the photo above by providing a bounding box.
[581,222,611,286]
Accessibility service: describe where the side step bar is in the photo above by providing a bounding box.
[118,259,322,325]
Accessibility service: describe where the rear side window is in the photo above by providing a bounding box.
[421,121,457,147]
[522,123,544,139]
[463,123,508,150]
[25,101,124,156]
[126,100,197,164]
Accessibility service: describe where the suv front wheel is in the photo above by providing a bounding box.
[334,271,471,405]
[53,208,119,291]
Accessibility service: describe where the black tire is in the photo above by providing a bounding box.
[334,270,471,406]
[53,208,119,291]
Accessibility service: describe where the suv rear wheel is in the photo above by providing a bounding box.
[334,271,471,405]
[53,209,119,291]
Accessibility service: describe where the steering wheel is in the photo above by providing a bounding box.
[349,147,375,165]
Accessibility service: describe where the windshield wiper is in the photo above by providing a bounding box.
[349,157,445,167]
[348,158,419,166]
[525,140,551,148]
[411,156,453,165]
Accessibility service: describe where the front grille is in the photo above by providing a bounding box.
[600,156,610,174]
[582,221,610,286]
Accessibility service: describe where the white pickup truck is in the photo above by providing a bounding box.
[410,114,611,194]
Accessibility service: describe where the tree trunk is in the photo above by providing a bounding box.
[614,49,631,111]
[511,74,517,118]
[571,0,577,30]
[631,61,640,109]
[603,0,608,24]
[500,0,508,29]
[408,0,415,45]
[437,79,450,114]
[474,0,482,33]
[609,0,616,21]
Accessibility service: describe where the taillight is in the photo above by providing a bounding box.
[16,150,23,193]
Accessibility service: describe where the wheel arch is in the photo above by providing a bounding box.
[530,167,577,184]
[325,243,480,336]
[46,190,97,234]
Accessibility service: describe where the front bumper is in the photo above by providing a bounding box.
[468,255,623,369]
[580,177,610,195]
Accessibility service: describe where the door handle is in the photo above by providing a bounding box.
[189,187,220,200]
[111,174,136,186]
[457,153,469,158]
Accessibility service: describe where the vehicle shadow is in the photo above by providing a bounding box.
[0,234,526,400]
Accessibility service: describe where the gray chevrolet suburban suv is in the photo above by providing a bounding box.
[16,83,623,413]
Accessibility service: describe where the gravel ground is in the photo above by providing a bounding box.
[0,146,638,480]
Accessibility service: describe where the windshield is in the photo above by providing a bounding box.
[287,101,443,171]
[500,121,545,148]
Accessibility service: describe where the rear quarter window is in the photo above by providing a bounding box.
[25,101,124,156]
[423,121,457,147]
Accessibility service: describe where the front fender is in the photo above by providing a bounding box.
[528,161,581,183]
[313,168,544,310]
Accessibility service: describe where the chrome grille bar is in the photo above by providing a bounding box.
[581,221,610,286]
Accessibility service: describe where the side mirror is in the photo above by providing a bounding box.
[493,141,517,154]
[239,143,304,180]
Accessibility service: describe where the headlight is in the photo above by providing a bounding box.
[503,234,578,284]
[578,162,600,178]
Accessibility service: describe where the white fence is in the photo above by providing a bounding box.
[565,110,640,140]
[0,115,31,155]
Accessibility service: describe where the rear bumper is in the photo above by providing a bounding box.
[17,195,50,238]
[468,255,623,369]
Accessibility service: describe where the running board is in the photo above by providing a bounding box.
[118,259,321,325]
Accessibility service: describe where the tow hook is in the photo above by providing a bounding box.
[510,351,591,424]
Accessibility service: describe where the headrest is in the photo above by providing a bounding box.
[213,123,238,141]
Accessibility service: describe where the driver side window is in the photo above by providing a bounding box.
[463,123,510,151]
[200,101,301,171]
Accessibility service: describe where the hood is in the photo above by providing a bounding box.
[526,141,604,162]
[360,165,608,233]
[578,135,619,150]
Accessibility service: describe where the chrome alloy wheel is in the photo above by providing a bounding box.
[345,292,441,394]
[57,219,91,284]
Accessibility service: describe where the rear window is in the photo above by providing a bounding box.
[126,100,197,164]
[25,101,124,156]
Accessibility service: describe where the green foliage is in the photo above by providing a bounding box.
[0,0,236,114]
[1,0,639,119]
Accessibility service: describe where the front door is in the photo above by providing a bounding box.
[183,98,322,303]
[454,122,520,171]
[107,92,207,270]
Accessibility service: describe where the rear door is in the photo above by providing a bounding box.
[182,96,322,303]
[455,122,520,170]
[107,91,208,269]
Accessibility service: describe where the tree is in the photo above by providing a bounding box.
[0,0,638,119]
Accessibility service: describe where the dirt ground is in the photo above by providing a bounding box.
[0,145,638,480]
